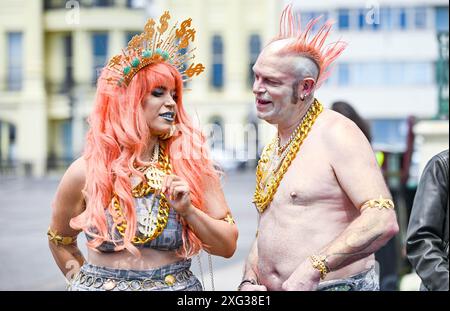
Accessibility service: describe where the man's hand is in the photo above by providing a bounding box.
[281,259,321,291]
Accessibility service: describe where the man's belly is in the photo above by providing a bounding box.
[256,209,375,290]
[258,254,375,291]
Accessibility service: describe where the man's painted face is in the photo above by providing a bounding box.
[252,50,298,125]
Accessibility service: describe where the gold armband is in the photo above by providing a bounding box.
[361,196,395,210]
[222,213,235,225]
[309,255,330,280]
[47,227,77,246]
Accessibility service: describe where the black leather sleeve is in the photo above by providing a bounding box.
[406,151,449,291]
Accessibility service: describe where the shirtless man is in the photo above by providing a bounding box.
[239,6,399,291]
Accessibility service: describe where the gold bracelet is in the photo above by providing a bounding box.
[361,196,395,210]
[309,255,330,280]
[47,227,77,246]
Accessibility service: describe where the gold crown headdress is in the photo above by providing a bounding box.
[105,11,205,87]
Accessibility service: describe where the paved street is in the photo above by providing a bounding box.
[0,169,258,291]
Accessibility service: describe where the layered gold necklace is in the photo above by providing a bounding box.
[253,99,323,213]
[111,142,171,244]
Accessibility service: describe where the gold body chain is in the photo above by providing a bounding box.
[111,142,172,244]
[253,99,323,213]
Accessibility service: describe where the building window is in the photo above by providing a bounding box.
[371,119,408,152]
[62,34,73,93]
[126,0,146,8]
[338,9,350,30]
[435,7,449,31]
[92,32,108,85]
[300,12,315,29]
[358,9,366,30]
[44,0,66,9]
[299,11,329,31]
[414,7,427,29]
[211,35,224,89]
[338,63,350,86]
[178,47,189,87]
[362,6,380,31]
[208,116,225,150]
[92,0,114,7]
[62,119,73,161]
[384,63,404,86]
[248,34,261,88]
[126,31,140,45]
[343,62,434,87]
[398,8,408,30]
[0,121,17,165]
[7,32,23,91]
[404,63,434,85]
[380,7,393,30]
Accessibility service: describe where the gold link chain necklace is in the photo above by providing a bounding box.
[111,142,172,244]
[253,99,323,213]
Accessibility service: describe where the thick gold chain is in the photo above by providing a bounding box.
[111,142,172,244]
[253,99,323,213]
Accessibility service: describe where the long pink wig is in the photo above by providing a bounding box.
[273,4,347,88]
[70,62,217,257]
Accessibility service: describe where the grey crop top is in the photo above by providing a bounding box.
[85,192,183,252]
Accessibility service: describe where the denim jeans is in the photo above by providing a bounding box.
[68,258,203,291]
[316,267,380,291]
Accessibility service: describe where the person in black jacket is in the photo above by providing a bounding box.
[406,149,449,291]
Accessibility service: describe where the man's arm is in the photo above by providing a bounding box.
[406,151,449,291]
[282,114,398,290]
[320,204,398,271]
[319,115,399,270]
[239,239,267,291]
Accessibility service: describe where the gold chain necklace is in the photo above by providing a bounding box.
[111,142,172,244]
[275,111,308,155]
[253,99,323,213]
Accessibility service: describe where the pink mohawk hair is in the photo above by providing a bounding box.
[274,4,347,88]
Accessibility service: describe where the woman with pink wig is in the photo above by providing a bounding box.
[47,12,238,291]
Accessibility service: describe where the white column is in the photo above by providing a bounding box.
[71,29,92,157]
[109,29,124,59]
[17,0,47,176]
[73,30,92,86]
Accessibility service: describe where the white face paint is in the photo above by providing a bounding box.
[252,40,319,126]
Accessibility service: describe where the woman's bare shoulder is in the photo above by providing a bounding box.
[64,156,87,190]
